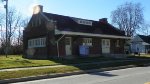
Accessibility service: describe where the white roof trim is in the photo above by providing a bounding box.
[55,30,131,39]
[142,42,150,45]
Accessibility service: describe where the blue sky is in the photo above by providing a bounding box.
[0,0,150,23]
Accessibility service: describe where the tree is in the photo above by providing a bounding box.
[142,23,150,35]
[16,17,29,45]
[6,7,22,54]
[0,7,23,54]
[0,13,5,42]
[7,8,22,45]
[11,17,29,54]
[0,12,5,54]
[0,13,4,25]
[111,2,144,37]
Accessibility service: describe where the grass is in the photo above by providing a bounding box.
[128,54,150,59]
[0,55,150,80]
[0,55,119,69]
[1,54,150,69]
[0,59,150,80]
[0,66,79,80]
[0,55,60,69]
[139,54,150,57]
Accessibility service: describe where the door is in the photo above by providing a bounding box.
[65,37,72,55]
[102,39,110,54]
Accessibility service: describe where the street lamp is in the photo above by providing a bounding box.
[2,0,8,57]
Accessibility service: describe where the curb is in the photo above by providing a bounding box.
[0,65,137,84]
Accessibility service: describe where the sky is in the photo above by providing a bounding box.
[0,0,149,23]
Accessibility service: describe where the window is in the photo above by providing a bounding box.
[83,38,92,46]
[102,39,110,46]
[116,40,120,47]
[65,37,71,45]
[28,40,32,47]
[28,37,46,48]
[102,40,105,45]
[106,40,109,46]
[35,39,38,45]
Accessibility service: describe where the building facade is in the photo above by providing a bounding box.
[23,5,131,59]
[131,35,150,54]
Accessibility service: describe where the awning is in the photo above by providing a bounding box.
[55,30,131,39]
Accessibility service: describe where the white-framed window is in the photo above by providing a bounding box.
[28,37,46,48]
[116,40,120,47]
[41,38,46,46]
[83,38,92,46]
[28,40,32,47]
[102,39,104,45]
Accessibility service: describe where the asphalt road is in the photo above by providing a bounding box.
[12,66,150,84]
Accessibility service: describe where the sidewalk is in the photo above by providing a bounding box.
[0,59,150,84]
[0,59,137,72]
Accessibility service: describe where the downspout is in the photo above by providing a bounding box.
[56,34,65,58]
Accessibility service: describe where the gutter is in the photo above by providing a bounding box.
[56,31,131,39]
[56,34,65,58]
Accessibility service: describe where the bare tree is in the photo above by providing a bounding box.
[0,13,5,54]
[5,7,22,53]
[20,17,30,28]
[16,17,29,46]
[139,23,150,35]
[0,13,4,40]
[11,17,30,54]
[0,13,4,24]
[0,7,23,54]
[111,2,144,37]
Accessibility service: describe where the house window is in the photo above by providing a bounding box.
[41,38,46,46]
[102,40,105,45]
[106,40,110,46]
[116,40,120,47]
[65,37,71,45]
[28,40,32,47]
[83,38,92,46]
[28,37,46,48]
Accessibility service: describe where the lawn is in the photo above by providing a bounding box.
[0,55,60,69]
[0,55,118,69]
[1,55,150,80]
[1,58,150,80]
[0,66,79,80]
[1,55,150,69]
[139,54,150,57]
[128,54,150,59]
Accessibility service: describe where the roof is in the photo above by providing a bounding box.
[43,12,126,36]
[56,31,131,39]
[138,35,150,44]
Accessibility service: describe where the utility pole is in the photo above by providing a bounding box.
[2,0,8,57]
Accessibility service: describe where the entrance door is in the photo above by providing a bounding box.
[102,39,110,54]
[65,37,72,55]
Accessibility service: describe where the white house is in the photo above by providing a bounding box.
[131,35,150,54]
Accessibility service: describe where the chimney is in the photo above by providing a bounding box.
[99,18,108,23]
[33,5,43,14]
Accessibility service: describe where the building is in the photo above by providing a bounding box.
[131,35,150,54]
[23,5,131,59]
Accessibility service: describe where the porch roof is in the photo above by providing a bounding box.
[55,30,131,39]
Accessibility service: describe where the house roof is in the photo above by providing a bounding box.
[138,35,150,44]
[55,31,131,39]
[43,12,126,36]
